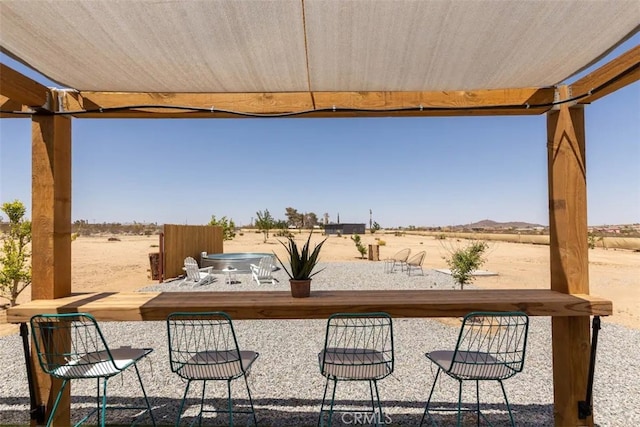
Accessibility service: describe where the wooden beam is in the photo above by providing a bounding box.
[31,115,72,299]
[59,87,555,118]
[312,88,553,111]
[31,114,72,426]
[7,290,612,323]
[547,85,592,427]
[547,89,589,296]
[64,91,315,114]
[61,107,550,119]
[0,94,32,118]
[0,64,50,108]
[572,45,640,104]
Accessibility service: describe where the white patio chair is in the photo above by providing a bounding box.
[249,256,278,285]
[182,256,215,286]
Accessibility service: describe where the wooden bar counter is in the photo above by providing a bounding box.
[7,289,612,322]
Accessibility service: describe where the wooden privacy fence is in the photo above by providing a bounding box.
[163,224,223,280]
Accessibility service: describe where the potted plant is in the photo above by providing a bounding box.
[274,231,326,298]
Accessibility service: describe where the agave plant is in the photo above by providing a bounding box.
[275,232,326,280]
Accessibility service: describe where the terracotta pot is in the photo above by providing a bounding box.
[289,279,311,298]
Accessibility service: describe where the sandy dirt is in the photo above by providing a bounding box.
[1,231,638,336]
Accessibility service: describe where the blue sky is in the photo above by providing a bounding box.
[1,37,638,228]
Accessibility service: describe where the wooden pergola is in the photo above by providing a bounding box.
[1,2,639,424]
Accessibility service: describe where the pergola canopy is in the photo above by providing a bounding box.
[1,0,639,118]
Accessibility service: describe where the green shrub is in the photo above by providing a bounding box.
[445,241,488,290]
[208,215,236,241]
[378,240,386,246]
[274,220,291,237]
[351,234,367,259]
[588,232,603,249]
[0,200,32,306]
[275,229,294,238]
[370,221,381,234]
[255,209,274,243]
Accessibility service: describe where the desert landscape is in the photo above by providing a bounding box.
[1,231,640,426]
[1,230,638,336]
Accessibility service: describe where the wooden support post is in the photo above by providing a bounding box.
[368,244,380,261]
[547,86,592,427]
[31,114,72,425]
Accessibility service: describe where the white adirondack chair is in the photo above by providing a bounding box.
[181,256,215,286]
[249,256,278,285]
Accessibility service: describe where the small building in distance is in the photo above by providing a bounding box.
[324,223,366,235]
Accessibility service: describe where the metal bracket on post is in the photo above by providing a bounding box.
[20,323,45,423]
[578,316,601,419]
[57,89,65,113]
[552,85,578,109]
[550,87,562,110]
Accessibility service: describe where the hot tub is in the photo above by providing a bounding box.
[200,252,276,273]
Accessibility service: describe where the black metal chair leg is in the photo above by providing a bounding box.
[420,368,441,427]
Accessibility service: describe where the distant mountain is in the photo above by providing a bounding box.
[454,219,546,229]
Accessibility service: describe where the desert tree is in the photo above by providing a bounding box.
[304,212,319,228]
[0,200,32,306]
[255,209,275,243]
[208,215,236,240]
[444,240,488,290]
[370,221,381,234]
[351,234,368,259]
[285,207,303,229]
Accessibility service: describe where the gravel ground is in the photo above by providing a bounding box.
[1,263,638,426]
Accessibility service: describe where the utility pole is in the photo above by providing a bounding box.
[369,209,372,229]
